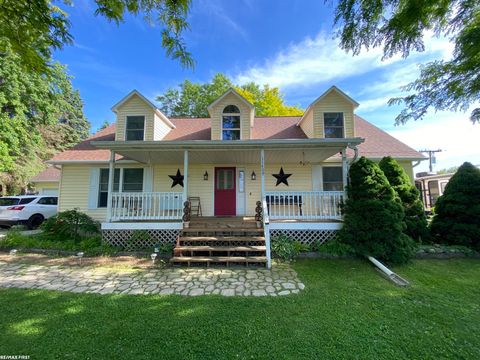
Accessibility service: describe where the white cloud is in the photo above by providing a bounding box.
[197,0,248,40]
[388,111,480,172]
[233,31,453,91]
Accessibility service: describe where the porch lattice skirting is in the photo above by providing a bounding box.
[269,229,339,246]
[102,229,181,248]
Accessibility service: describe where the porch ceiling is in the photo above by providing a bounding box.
[91,138,364,164]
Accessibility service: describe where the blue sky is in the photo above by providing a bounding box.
[55,0,479,173]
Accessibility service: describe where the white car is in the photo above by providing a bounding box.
[0,196,58,229]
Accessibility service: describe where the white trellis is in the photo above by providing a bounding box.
[102,229,180,249]
[269,229,338,246]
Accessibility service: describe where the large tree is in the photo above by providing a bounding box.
[157,73,303,117]
[0,43,89,193]
[333,0,480,123]
[0,0,193,74]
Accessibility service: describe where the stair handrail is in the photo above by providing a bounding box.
[261,198,272,269]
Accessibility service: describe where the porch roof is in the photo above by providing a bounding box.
[90,138,364,164]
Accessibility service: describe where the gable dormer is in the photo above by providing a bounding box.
[207,88,255,140]
[298,86,358,139]
[111,90,175,141]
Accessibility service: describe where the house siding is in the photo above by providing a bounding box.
[209,92,253,140]
[58,165,107,221]
[153,113,171,140]
[299,110,314,138]
[33,182,59,195]
[115,94,156,141]
[312,91,355,138]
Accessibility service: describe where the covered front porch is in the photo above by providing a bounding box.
[92,138,362,223]
[92,138,362,268]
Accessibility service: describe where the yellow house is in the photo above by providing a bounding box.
[49,86,424,268]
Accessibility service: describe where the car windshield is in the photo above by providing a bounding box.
[0,198,20,206]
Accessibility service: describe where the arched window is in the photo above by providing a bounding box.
[222,105,241,140]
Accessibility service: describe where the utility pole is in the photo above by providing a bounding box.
[419,149,442,173]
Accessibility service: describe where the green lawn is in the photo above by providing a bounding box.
[1,259,479,359]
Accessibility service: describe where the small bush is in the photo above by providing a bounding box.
[155,243,174,254]
[430,162,480,250]
[315,239,355,256]
[41,209,100,242]
[271,234,299,261]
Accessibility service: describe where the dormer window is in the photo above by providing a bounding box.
[222,105,240,140]
[324,112,344,138]
[125,116,145,140]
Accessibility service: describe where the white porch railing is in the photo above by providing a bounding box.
[111,192,183,221]
[264,191,345,220]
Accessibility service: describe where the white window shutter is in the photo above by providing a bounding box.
[88,168,100,209]
[143,167,153,192]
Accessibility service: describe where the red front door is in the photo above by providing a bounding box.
[215,167,236,216]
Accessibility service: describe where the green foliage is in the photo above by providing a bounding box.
[156,73,303,117]
[126,230,151,251]
[339,157,417,264]
[314,239,355,256]
[271,234,299,261]
[41,210,100,243]
[430,162,480,250]
[333,0,480,124]
[0,44,89,191]
[155,243,174,254]
[0,230,116,256]
[292,241,311,253]
[0,0,193,73]
[379,156,429,242]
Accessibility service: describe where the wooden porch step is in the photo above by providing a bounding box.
[170,256,267,263]
[179,236,265,242]
[182,228,264,233]
[175,245,266,252]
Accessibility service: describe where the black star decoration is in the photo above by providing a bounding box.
[272,167,292,186]
[169,169,184,188]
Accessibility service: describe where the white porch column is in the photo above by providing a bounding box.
[106,150,115,222]
[260,148,265,199]
[341,149,348,191]
[183,150,189,203]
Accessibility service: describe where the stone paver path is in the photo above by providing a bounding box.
[0,261,304,296]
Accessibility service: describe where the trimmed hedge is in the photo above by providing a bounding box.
[339,157,416,264]
[430,162,480,250]
[379,156,429,242]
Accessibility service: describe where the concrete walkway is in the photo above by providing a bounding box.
[0,261,305,296]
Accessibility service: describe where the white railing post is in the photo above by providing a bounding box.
[342,149,348,195]
[183,150,189,204]
[106,150,115,222]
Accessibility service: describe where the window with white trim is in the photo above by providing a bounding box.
[222,105,240,140]
[125,116,145,140]
[324,112,344,138]
[322,167,343,191]
[97,168,144,207]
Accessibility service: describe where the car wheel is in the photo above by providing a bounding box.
[27,214,44,230]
